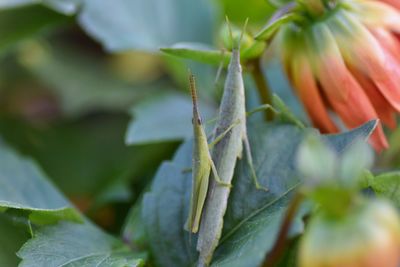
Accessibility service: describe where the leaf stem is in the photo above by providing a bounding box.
[262,192,305,267]
[249,58,274,121]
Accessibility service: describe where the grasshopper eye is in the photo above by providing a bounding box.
[191,118,194,124]
[197,118,202,124]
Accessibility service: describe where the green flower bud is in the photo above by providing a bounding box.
[299,199,400,267]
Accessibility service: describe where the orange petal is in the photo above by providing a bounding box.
[291,53,338,133]
[349,65,397,129]
[331,11,400,111]
[348,0,400,32]
[380,0,400,11]
[371,29,400,64]
[321,67,388,152]
[307,23,350,101]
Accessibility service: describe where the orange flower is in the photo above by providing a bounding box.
[275,0,400,151]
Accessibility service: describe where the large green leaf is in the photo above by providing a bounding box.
[0,0,81,14]
[0,114,177,207]
[0,140,81,224]
[0,213,30,266]
[0,5,69,54]
[142,120,377,267]
[17,221,145,267]
[78,0,215,52]
[125,92,217,145]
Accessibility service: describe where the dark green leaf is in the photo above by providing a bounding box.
[122,197,148,250]
[78,0,216,51]
[141,120,376,267]
[126,92,217,144]
[0,5,69,54]
[0,213,30,266]
[0,115,177,205]
[18,221,146,267]
[0,0,81,14]
[0,140,81,224]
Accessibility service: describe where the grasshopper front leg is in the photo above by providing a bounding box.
[243,133,269,191]
[208,153,232,188]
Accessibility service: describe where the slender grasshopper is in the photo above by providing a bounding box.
[196,19,268,267]
[185,73,233,234]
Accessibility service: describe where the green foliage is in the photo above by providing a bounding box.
[78,0,216,51]
[161,43,231,66]
[0,0,81,14]
[18,221,145,267]
[0,213,30,266]
[126,92,216,144]
[370,172,400,208]
[18,41,159,116]
[0,5,69,54]
[0,140,81,224]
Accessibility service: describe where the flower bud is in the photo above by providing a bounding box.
[299,199,400,267]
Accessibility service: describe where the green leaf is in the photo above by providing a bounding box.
[0,140,81,224]
[17,221,146,267]
[370,172,400,208]
[142,120,376,267]
[161,43,230,66]
[0,114,177,206]
[255,13,298,41]
[161,41,265,66]
[125,92,217,145]
[122,197,148,249]
[78,0,216,52]
[0,213,30,266]
[0,5,69,54]
[0,0,81,14]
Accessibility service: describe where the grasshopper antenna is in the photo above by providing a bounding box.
[188,70,201,122]
[214,49,226,85]
[225,16,249,50]
[239,17,249,49]
[225,16,235,51]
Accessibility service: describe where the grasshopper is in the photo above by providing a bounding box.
[196,19,268,267]
[185,73,233,234]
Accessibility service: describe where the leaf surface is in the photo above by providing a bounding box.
[18,221,145,267]
[78,0,215,51]
[0,140,81,224]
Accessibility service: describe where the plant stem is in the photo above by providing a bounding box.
[262,192,305,267]
[249,58,274,121]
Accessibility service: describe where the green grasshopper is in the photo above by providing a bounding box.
[196,19,268,267]
[185,73,233,234]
